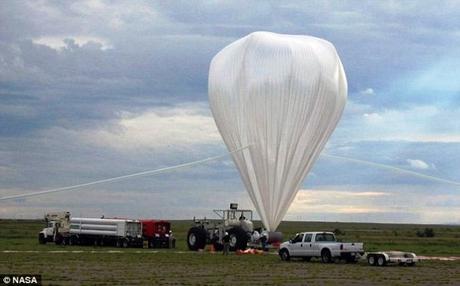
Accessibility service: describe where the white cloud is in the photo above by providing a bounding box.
[78,103,221,151]
[284,186,460,224]
[363,112,383,122]
[406,159,433,170]
[337,104,460,143]
[288,189,389,214]
[33,36,113,50]
[360,88,375,96]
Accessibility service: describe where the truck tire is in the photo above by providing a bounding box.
[228,227,248,251]
[187,227,207,251]
[211,237,223,251]
[321,249,332,263]
[116,239,122,248]
[377,255,387,266]
[368,255,377,266]
[38,234,46,244]
[54,234,63,245]
[279,249,290,261]
[122,239,129,248]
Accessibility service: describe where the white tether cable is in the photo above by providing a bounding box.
[322,154,460,186]
[0,145,251,201]
[1,148,459,202]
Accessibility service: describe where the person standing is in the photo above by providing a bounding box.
[223,232,230,255]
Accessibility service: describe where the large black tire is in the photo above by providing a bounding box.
[122,239,129,248]
[228,227,248,251]
[279,249,290,261]
[187,227,207,251]
[38,233,46,244]
[211,237,223,251]
[377,255,387,266]
[321,249,332,263]
[368,255,377,266]
[54,234,63,245]
[69,236,77,246]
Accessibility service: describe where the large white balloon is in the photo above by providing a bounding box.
[209,32,347,231]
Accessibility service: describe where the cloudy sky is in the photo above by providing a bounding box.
[1,1,459,224]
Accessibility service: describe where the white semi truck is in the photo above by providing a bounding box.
[278,231,364,263]
[38,211,71,244]
[38,213,143,247]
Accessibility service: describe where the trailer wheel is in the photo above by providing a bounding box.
[187,227,207,251]
[368,255,376,266]
[228,227,248,251]
[377,255,387,266]
[38,234,46,244]
[279,249,290,261]
[321,249,332,263]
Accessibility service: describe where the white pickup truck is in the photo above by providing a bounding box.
[279,231,364,263]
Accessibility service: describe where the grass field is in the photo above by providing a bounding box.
[1,219,459,285]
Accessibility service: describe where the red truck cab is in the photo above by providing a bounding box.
[140,220,175,248]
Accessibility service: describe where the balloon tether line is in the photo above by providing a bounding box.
[0,145,251,201]
[1,147,459,201]
[322,153,460,186]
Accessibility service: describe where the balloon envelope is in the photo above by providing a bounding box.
[209,32,347,230]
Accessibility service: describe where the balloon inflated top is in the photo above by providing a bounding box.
[208,32,347,231]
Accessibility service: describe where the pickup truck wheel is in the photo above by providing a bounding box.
[279,249,290,261]
[368,255,376,266]
[377,255,387,266]
[321,249,332,263]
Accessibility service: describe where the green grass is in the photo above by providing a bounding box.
[1,219,459,285]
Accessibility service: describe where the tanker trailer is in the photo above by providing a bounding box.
[69,217,143,248]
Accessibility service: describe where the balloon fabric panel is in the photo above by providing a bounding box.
[209,32,347,231]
